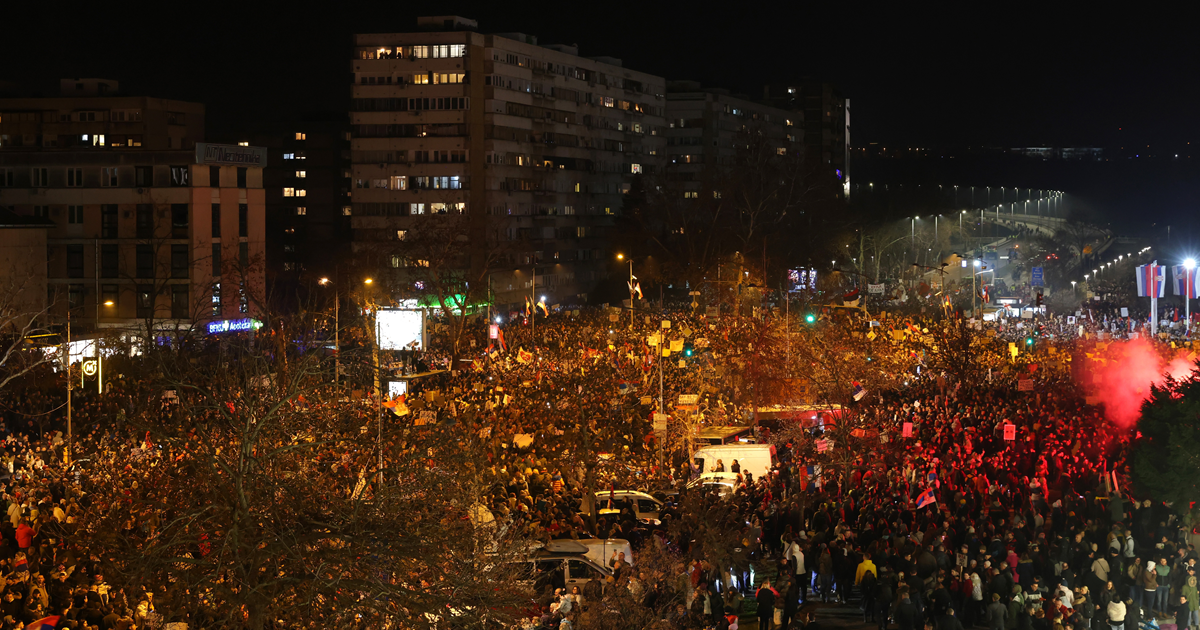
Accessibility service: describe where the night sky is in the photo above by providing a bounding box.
[4,2,1199,235]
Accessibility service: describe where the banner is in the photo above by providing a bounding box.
[901,422,913,437]
[1017,380,1034,391]
[1003,424,1016,440]
[868,283,885,294]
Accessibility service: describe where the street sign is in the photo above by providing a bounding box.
[1031,267,1044,287]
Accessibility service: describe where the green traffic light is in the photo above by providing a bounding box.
[1025,338,1034,346]
[805,314,816,324]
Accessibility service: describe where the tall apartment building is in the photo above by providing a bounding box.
[763,82,850,197]
[351,16,667,306]
[0,80,267,335]
[236,118,351,288]
[664,81,800,197]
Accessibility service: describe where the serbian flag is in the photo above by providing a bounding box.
[1172,265,1200,299]
[1136,263,1166,298]
[25,617,61,630]
[851,381,866,402]
[916,487,937,509]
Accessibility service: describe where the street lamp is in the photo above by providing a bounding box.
[319,277,340,386]
[1185,258,1197,336]
[618,254,634,326]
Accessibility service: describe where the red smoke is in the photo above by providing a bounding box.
[1083,338,1197,428]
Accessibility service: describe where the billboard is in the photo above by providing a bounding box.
[788,268,818,292]
[377,308,425,350]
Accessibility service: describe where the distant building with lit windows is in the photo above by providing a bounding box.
[350,16,667,305]
[0,80,266,336]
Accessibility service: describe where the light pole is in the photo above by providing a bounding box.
[618,253,634,327]
[1185,258,1196,337]
[361,276,384,489]
[319,277,339,385]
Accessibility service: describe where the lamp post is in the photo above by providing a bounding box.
[618,253,633,327]
[360,276,384,489]
[1185,258,1196,337]
[319,277,339,385]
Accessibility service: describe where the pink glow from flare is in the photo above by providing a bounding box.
[1084,338,1197,429]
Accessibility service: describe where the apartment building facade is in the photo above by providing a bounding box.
[238,119,351,287]
[0,83,266,334]
[664,82,800,197]
[350,16,667,306]
[764,82,850,197]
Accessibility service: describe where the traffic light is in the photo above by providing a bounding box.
[1035,293,1044,308]
[804,313,817,325]
[1025,337,1035,349]
[683,341,694,357]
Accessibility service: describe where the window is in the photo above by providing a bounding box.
[342,206,352,216]
[101,167,118,187]
[136,205,153,238]
[68,206,84,224]
[295,207,306,216]
[294,132,306,140]
[295,189,305,197]
[171,204,189,238]
[135,166,152,187]
[136,285,153,318]
[283,153,294,160]
[101,244,118,278]
[0,169,12,187]
[66,168,83,187]
[31,168,48,187]
[283,187,295,197]
[631,164,641,174]
[102,284,118,310]
[684,192,698,199]
[411,203,425,215]
[776,147,787,155]
[66,245,85,278]
[295,170,306,178]
[101,205,118,238]
[211,283,221,316]
[171,244,189,278]
[68,285,85,310]
[170,166,189,187]
[171,285,189,318]
[390,255,401,268]
[412,73,430,85]
[211,204,221,238]
[136,245,154,278]
[239,242,249,268]
[238,282,248,314]
[209,166,221,187]
[389,175,406,190]
[212,244,222,276]
[33,206,48,219]
[238,204,248,237]
[236,167,247,188]
[396,230,407,241]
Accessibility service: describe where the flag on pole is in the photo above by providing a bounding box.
[628,275,643,300]
[537,300,549,316]
[1171,265,1200,299]
[24,618,62,630]
[851,381,867,401]
[524,296,533,316]
[1136,264,1166,298]
[916,487,937,509]
[517,348,533,364]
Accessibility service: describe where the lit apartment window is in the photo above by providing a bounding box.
[391,255,401,268]
[684,192,698,199]
[342,206,352,216]
[631,164,642,174]
[396,230,406,240]
[294,132,306,140]
[389,175,406,190]
[283,188,295,197]
[412,73,430,85]
[777,147,787,155]
[283,153,294,160]
[411,203,425,215]
[295,170,306,178]
[295,207,306,216]
[295,189,306,197]
[411,45,429,58]
[433,73,465,84]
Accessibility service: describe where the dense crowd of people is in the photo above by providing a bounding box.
[0,297,1190,630]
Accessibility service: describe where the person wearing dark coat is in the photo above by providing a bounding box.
[896,593,921,630]
[1123,599,1140,630]
[987,593,1009,630]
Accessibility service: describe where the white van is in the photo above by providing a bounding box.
[513,540,614,591]
[593,490,663,521]
[691,443,777,480]
[576,538,635,568]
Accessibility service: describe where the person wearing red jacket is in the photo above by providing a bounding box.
[15,518,34,551]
